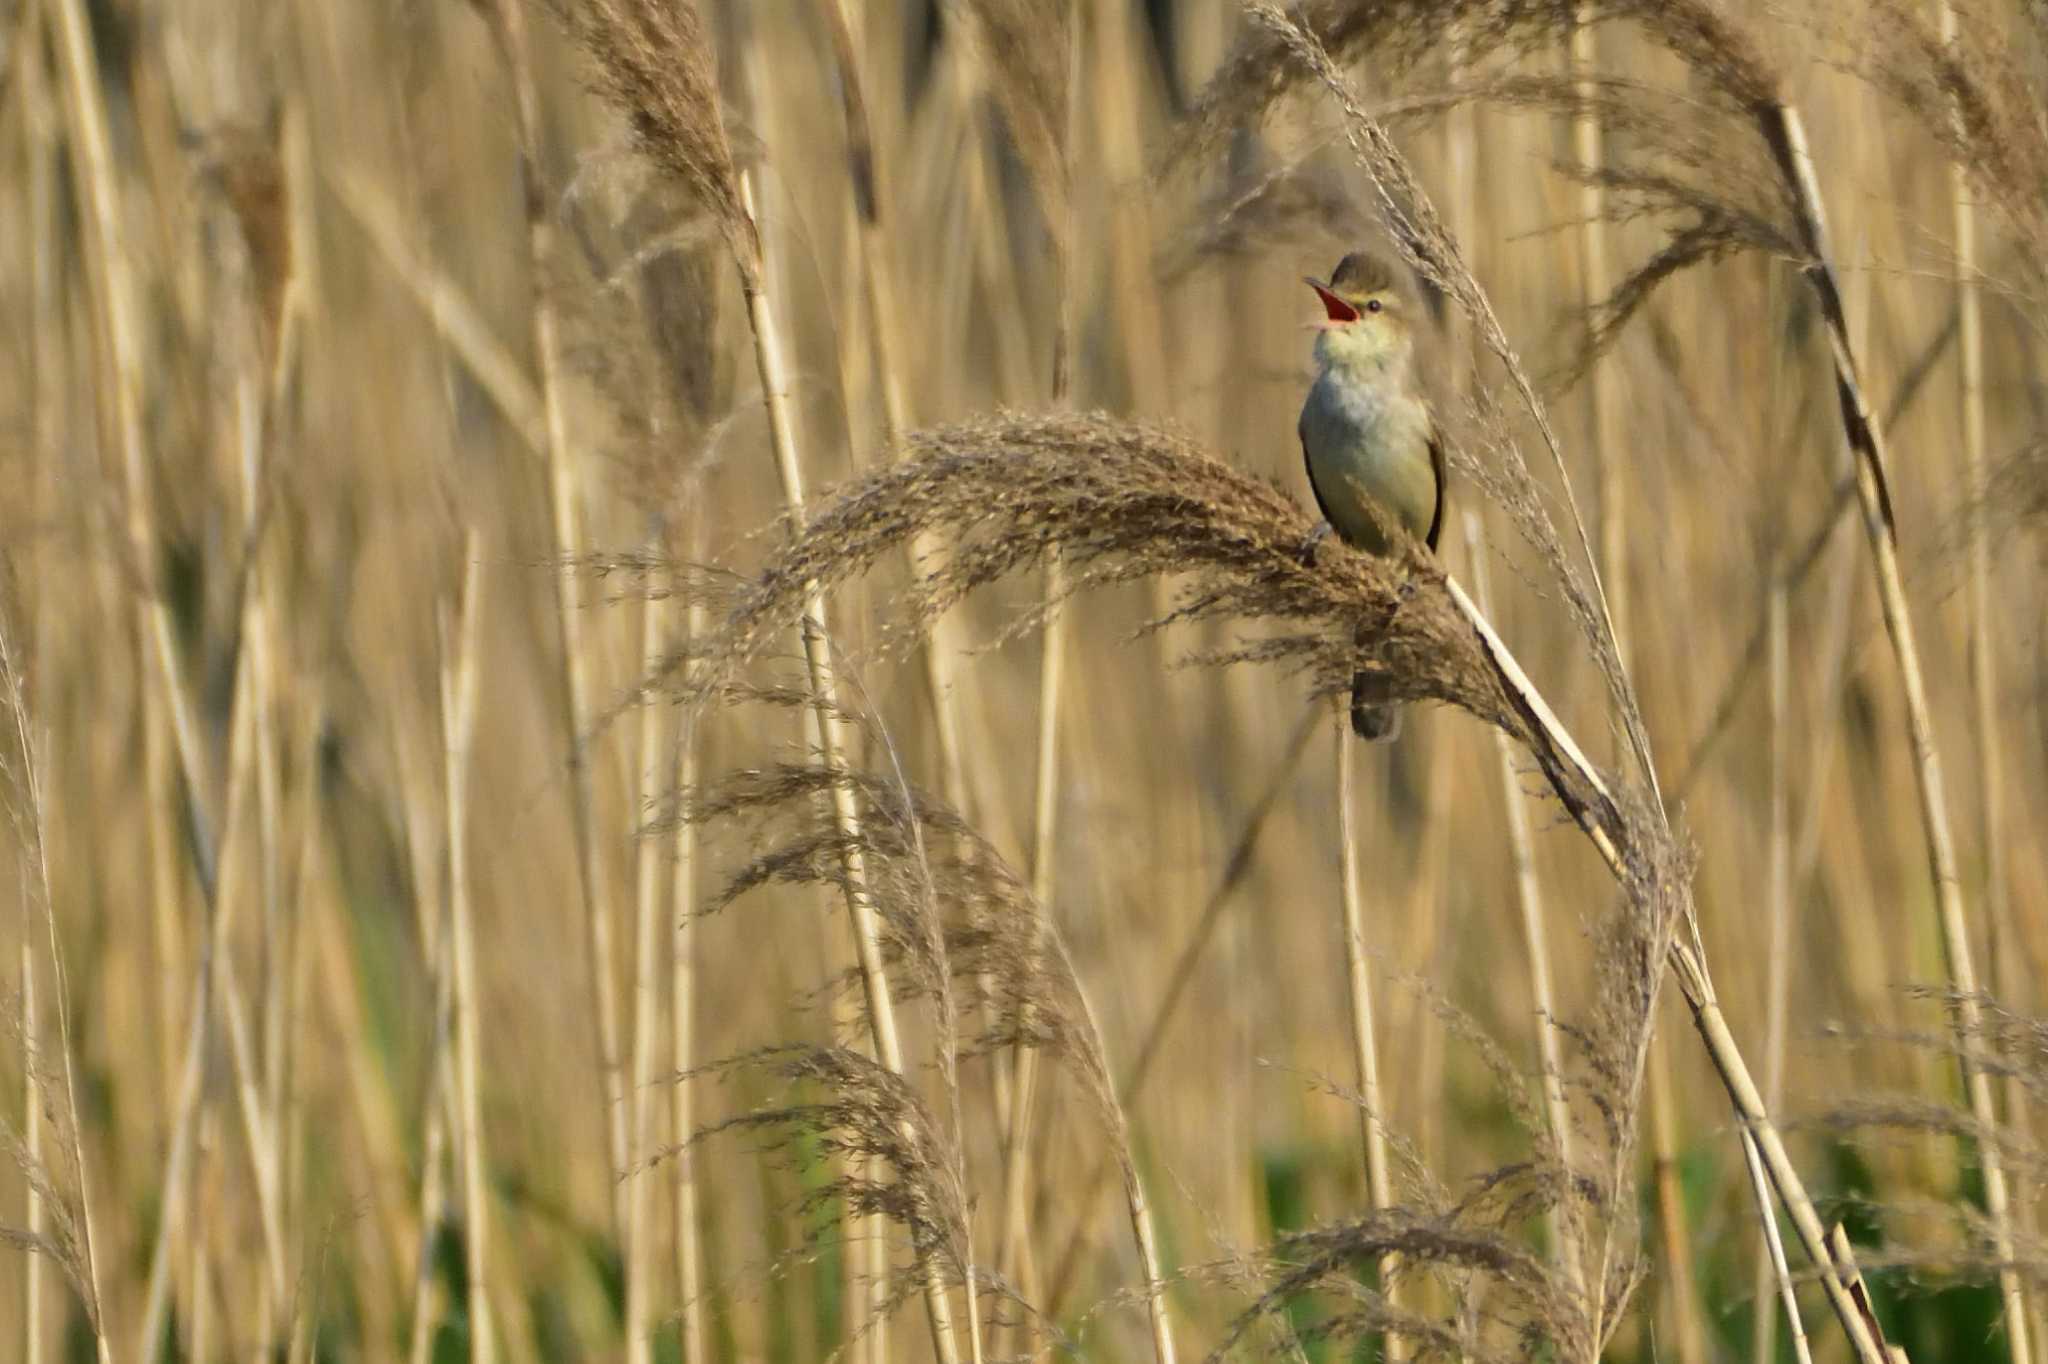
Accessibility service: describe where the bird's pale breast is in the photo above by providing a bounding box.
[1300,368,1437,557]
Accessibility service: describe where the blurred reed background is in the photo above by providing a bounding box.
[1,0,2046,1360]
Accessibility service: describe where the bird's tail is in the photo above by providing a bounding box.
[1350,670,1402,743]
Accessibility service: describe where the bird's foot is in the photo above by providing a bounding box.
[1298,519,1334,568]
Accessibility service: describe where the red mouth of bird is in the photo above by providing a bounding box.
[1307,279,1360,324]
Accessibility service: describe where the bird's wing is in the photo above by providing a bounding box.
[1425,422,1447,554]
[1300,407,1342,530]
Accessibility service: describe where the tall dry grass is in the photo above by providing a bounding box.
[2,2,2047,1362]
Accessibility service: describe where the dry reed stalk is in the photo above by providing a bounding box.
[1463,516,1579,1294]
[625,552,669,1364]
[1738,1111,1815,1364]
[441,539,491,1364]
[983,2,1080,1330]
[1757,88,2031,1363]
[671,522,707,1364]
[326,170,548,452]
[945,28,1037,409]
[1336,708,1399,1344]
[816,33,996,1256]
[18,34,54,1364]
[401,716,459,1364]
[1752,574,1801,1363]
[217,135,299,1342]
[1937,3,2021,1349]
[135,947,211,1348]
[1092,0,1171,425]
[52,0,217,884]
[21,939,43,1364]
[482,0,631,1220]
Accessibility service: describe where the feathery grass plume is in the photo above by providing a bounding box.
[1201,989,1654,1362]
[660,691,1174,1358]
[559,0,755,284]
[1807,994,2048,1316]
[1158,143,1359,280]
[672,1043,974,1332]
[1968,437,2048,552]
[1837,0,2048,291]
[954,0,1075,235]
[672,412,1525,750]
[0,617,101,1340]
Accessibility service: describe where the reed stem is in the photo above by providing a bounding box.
[1337,709,1399,1348]
[484,0,631,1222]
[1463,517,1580,1300]
[442,541,492,1364]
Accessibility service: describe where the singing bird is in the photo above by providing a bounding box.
[1299,251,1446,742]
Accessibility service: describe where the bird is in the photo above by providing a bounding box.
[1298,250,1446,742]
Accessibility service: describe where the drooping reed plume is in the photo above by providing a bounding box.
[652,684,1175,1361]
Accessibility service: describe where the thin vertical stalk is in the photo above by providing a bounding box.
[1935,4,2023,1350]
[625,549,669,1364]
[734,160,965,1364]
[1571,16,1697,1354]
[1337,712,1397,1343]
[19,31,54,1364]
[22,939,42,1364]
[137,619,272,1362]
[1463,518,1580,1294]
[1739,1113,1816,1364]
[1572,8,1624,653]
[996,14,1082,1339]
[51,0,215,885]
[228,184,293,1344]
[442,542,491,1364]
[405,823,458,1364]
[671,515,707,1364]
[1753,577,1800,1363]
[1760,96,2029,1363]
[483,0,630,1214]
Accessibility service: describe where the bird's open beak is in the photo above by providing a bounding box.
[1305,276,1360,325]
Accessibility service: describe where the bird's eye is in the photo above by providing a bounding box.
[1366,298,1383,313]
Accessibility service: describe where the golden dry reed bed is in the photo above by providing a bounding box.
[2,1,2046,1361]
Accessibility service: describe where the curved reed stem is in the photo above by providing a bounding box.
[1759,94,2029,1363]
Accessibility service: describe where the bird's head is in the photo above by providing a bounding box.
[1306,251,1413,371]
